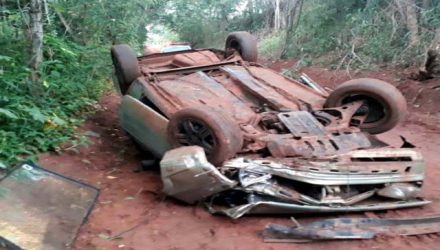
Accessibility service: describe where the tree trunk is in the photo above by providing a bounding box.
[81,4,89,45]
[247,0,254,30]
[280,0,303,59]
[264,2,274,32]
[0,0,5,33]
[42,0,50,25]
[274,0,281,31]
[29,0,43,75]
[406,0,419,47]
[433,28,440,49]
[396,0,419,47]
[0,0,5,19]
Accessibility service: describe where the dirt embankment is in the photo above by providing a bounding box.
[38,63,440,250]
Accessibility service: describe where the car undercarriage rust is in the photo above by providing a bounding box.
[112,32,428,218]
[126,50,380,160]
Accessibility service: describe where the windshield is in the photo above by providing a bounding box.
[160,45,192,53]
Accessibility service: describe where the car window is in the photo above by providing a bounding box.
[160,45,192,53]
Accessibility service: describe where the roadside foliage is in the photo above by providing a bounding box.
[0,0,160,166]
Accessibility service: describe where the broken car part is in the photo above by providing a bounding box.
[207,194,428,220]
[160,146,236,204]
[299,73,329,96]
[263,216,440,242]
[0,163,98,250]
[162,145,428,219]
[119,95,170,157]
[0,237,21,250]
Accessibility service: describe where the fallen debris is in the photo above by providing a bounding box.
[263,216,440,242]
[160,146,236,204]
[0,163,99,250]
[0,237,21,250]
[162,146,429,219]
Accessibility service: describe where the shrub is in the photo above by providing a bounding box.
[0,35,111,167]
[258,32,285,60]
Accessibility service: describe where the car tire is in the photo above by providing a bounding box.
[225,31,258,62]
[324,78,407,134]
[111,44,141,94]
[167,107,243,166]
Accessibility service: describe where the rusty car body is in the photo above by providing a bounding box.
[111,31,429,218]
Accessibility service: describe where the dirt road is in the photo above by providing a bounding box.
[39,65,440,250]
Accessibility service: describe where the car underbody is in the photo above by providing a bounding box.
[112,32,429,219]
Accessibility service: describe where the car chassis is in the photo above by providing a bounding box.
[112,32,429,219]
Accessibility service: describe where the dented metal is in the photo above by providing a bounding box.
[159,144,428,218]
[160,146,236,204]
[378,183,422,200]
[223,150,424,186]
[207,195,429,219]
[263,216,440,242]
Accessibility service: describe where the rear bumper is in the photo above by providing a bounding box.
[224,148,425,186]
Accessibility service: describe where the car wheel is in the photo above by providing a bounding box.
[111,44,141,95]
[167,107,243,166]
[324,78,407,134]
[225,31,258,62]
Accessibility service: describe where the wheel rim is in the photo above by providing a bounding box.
[228,40,242,55]
[340,94,388,127]
[175,118,217,156]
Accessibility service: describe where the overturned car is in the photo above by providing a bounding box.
[111,32,429,219]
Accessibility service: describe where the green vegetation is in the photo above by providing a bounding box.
[154,0,439,67]
[284,0,439,68]
[255,1,439,68]
[0,35,109,166]
[1,0,439,167]
[0,0,160,167]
